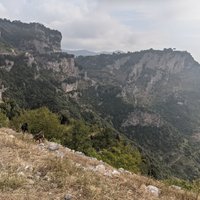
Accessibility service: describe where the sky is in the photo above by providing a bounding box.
[0,0,200,61]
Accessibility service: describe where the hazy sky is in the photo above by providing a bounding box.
[0,0,200,61]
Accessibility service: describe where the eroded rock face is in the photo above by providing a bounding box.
[0,19,62,53]
[122,111,164,128]
[77,49,199,106]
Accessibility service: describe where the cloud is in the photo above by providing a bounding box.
[0,0,200,61]
[0,3,8,18]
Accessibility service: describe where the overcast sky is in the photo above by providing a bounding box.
[0,0,200,61]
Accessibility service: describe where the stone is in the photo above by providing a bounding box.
[171,185,182,190]
[75,151,84,156]
[64,194,73,200]
[48,142,59,151]
[95,164,106,174]
[65,147,71,152]
[104,170,113,177]
[146,185,160,197]
[118,168,125,173]
[112,170,120,176]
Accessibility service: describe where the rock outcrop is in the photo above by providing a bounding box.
[0,19,62,53]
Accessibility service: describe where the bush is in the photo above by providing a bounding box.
[0,112,9,127]
[97,144,142,173]
[11,107,66,140]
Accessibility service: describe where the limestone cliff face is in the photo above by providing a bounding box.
[121,50,199,105]
[35,52,78,78]
[122,111,164,128]
[77,49,200,106]
[0,19,61,53]
[0,19,80,93]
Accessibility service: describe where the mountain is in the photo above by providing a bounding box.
[64,49,99,57]
[1,19,200,181]
[76,49,200,179]
[64,49,116,57]
[0,19,61,54]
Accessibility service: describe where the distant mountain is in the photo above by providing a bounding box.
[64,49,123,57]
[64,49,99,57]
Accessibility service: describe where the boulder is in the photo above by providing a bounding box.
[95,164,106,174]
[64,194,73,200]
[48,142,59,151]
[146,185,160,197]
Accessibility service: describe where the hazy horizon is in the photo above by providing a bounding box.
[1,0,200,61]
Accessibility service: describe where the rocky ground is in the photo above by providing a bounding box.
[0,128,197,200]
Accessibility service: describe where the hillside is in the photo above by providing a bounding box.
[0,128,196,200]
[76,50,200,179]
[1,19,200,181]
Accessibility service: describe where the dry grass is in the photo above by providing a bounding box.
[0,128,198,200]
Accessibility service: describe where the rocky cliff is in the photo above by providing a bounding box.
[76,49,200,179]
[0,19,62,53]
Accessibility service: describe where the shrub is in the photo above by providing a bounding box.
[11,107,66,140]
[0,112,9,127]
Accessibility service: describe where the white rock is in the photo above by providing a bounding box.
[65,147,71,151]
[146,185,160,197]
[64,194,73,200]
[112,170,120,176]
[104,170,113,177]
[90,157,97,161]
[76,151,84,156]
[95,164,106,173]
[48,142,59,151]
[118,168,125,173]
[171,185,182,190]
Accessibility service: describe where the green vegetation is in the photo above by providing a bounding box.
[0,41,13,53]
[10,107,143,174]
[0,112,9,127]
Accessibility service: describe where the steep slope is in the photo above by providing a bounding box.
[76,49,200,179]
[0,128,196,200]
[0,52,79,112]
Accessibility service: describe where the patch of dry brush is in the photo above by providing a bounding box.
[0,128,197,200]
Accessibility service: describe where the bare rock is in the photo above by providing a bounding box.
[171,185,182,190]
[146,185,160,197]
[48,142,59,151]
[64,194,73,200]
[95,164,106,174]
